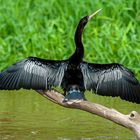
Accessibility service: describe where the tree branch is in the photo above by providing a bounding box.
[36,90,140,139]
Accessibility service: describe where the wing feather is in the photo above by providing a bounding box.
[0,57,68,90]
[80,62,140,103]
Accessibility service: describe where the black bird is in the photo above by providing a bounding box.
[0,9,140,103]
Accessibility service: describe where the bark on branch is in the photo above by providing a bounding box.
[36,90,140,139]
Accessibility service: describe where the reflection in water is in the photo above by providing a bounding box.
[0,90,139,140]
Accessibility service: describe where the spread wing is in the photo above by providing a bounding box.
[80,62,140,103]
[0,57,68,90]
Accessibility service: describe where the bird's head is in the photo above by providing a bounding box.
[78,9,102,28]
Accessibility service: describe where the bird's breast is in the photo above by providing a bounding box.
[61,65,85,92]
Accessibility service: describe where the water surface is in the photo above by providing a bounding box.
[0,90,139,140]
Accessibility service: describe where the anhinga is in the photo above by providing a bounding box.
[0,9,140,103]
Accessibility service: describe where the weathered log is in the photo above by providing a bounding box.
[36,90,140,139]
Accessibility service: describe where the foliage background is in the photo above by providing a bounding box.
[0,0,140,76]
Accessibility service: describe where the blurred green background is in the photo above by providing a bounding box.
[0,0,140,140]
[0,0,140,75]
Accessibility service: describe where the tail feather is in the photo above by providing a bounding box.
[63,89,86,102]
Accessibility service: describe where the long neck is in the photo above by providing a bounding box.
[70,18,87,64]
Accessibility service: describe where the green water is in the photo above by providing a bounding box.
[0,90,139,140]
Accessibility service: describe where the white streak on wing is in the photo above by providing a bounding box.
[54,62,68,86]
[24,61,34,74]
[23,60,68,88]
[81,64,90,89]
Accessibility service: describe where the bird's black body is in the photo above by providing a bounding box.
[0,10,140,103]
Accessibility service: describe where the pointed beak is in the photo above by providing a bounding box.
[88,9,102,20]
